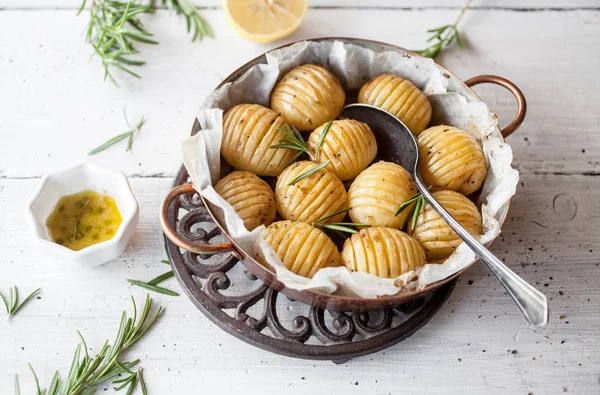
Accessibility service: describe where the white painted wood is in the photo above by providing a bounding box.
[1,5,600,395]
[1,175,599,394]
[1,0,599,10]
[0,9,599,178]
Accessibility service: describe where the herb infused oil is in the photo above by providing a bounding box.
[46,190,122,251]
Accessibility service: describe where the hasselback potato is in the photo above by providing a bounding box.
[276,161,348,224]
[270,64,346,131]
[260,220,341,278]
[408,190,482,261]
[307,119,378,181]
[358,73,432,135]
[347,161,417,228]
[342,227,426,278]
[222,104,297,177]
[214,171,276,231]
[417,125,487,196]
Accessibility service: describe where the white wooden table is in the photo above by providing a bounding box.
[1,1,599,393]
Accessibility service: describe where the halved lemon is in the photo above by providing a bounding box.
[223,0,308,44]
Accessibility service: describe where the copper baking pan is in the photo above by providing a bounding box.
[159,38,526,313]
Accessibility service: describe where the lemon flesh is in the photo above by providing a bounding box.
[223,0,308,43]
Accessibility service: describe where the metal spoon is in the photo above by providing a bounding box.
[341,103,549,326]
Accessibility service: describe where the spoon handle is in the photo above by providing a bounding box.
[415,178,549,326]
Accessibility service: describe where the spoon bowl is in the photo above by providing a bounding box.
[341,104,549,327]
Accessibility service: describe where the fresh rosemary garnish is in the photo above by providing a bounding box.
[1,286,41,320]
[162,0,214,42]
[79,0,212,84]
[413,0,471,59]
[394,192,426,234]
[287,160,331,186]
[71,197,90,241]
[270,121,332,164]
[313,207,369,235]
[19,295,161,395]
[79,0,157,84]
[127,263,179,296]
[88,110,144,155]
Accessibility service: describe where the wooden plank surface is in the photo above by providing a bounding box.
[1,9,599,178]
[1,3,599,394]
[2,0,599,10]
[1,174,599,394]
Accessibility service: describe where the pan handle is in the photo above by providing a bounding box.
[160,183,238,256]
[464,75,527,139]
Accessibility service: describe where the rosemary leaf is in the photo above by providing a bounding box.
[314,207,352,224]
[127,280,180,296]
[29,364,41,395]
[161,259,171,265]
[314,120,332,161]
[410,195,424,234]
[319,223,360,234]
[146,270,175,286]
[394,193,421,217]
[413,0,471,59]
[14,375,19,395]
[288,160,331,186]
[138,369,147,395]
[88,112,144,155]
[1,286,41,320]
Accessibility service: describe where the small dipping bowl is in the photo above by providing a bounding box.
[24,161,139,268]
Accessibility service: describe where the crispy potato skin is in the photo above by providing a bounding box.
[342,227,426,278]
[347,161,417,228]
[358,73,432,135]
[260,220,341,278]
[417,125,488,196]
[214,171,276,231]
[275,161,348,224]
[409,190,482,261]
[270,64,346,131]
[307,119,377,181]
[222,104,297,177]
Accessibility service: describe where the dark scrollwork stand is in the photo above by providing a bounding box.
[164,167,457,363]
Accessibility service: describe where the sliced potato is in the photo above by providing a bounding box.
[214,171,276,231]
[418,125,487,196]
[222,103,297,177]
[270,64,346,131]
[358,73,432,135]
[409,190,482,261]
[260,220,341,278]
[347,161,417,228]
[307,119,378,181]
[276,161,348,224]
[342,227,426,278]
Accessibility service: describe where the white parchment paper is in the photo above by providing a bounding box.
[182,40,519,298]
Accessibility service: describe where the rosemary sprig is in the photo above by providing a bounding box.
[20,295,162,395]
[394,192,426,234]
[313,207,369,235]
[161,0,214,42]
[127,279,179,296]
[71,197,90,241]
[287,160,331,186]
[270,121,332,164]
[88,110,144,155]
[126,264,179,296]
[1,286,41,320]
[79,0,157,84]
[413,0,471,59]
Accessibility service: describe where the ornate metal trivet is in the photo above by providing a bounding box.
[164,168,457,362]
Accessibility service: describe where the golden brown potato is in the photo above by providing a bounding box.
[342,227,426,278]
[270,64,346,131]
[307,119,378,181]
[358,73,432,135]
[276,161,348,224]
[222,104,297,177]
[347,161,417,228]
[214,171,276,231]
[408,190,482,261]
[260,220,341,278]
[418,125,487,196]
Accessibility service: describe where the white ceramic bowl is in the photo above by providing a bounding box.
[24,161,139,268]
